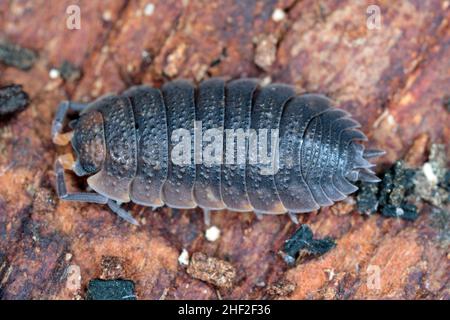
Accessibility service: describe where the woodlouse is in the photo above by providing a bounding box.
[52,78,384,225]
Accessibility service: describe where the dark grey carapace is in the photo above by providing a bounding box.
[52,78,384,225]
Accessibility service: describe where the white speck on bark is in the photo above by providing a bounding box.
[205,225,221,242]
[178,249,190,266]
[49,68,60,79]
[102,10,112,21]
[144,3,155,16]
[422,162,438,185]
[272,8,286,22]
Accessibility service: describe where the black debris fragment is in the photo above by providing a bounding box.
[356,182,379,215]
[378,161,416,208]
[381,203,418,221]
[282,224,336,265]
[59,60,82,82]
[0,41,37,70]
[356,161,418,221]
[379,161,418,220]
[0,84,30,117]
[357,144,449,221]
[86,279,136,300]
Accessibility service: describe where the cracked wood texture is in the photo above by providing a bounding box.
[0,0,449,300]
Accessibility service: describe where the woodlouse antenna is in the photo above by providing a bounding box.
[52,101,86,145]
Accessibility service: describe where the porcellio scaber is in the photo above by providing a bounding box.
[52,78,384,225]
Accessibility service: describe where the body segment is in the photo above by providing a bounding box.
[161,80,197,209]
[87,95,138,203]
[124,86,168,207]
[193,78,227,210]
[220,79,258,212]
[246,84,296,214]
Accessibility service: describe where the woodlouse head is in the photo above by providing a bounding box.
[70,110,106,176]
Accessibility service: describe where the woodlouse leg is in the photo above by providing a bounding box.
[106,200,140,226]
[203,209,211,226]
[52,101,87,145]
[288,212,299,225]
[254,211,264,220]
[55,159,109,204]
[151,205,162,211]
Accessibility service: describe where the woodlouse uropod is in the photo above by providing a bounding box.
[52,78,384,225]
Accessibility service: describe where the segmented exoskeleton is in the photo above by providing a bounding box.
[52,78,383,225]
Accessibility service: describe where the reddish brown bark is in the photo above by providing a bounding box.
[0,0,448,299]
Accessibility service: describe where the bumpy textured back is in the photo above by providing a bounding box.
[80,78,381,214]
